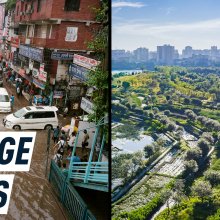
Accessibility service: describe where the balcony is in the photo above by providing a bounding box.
[18,35,46,48]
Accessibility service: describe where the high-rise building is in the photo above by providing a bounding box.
[157,44,174,64]
[182,46,192,58]
[133,47,148,62]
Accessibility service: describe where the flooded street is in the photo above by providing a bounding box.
[0,83,66,219]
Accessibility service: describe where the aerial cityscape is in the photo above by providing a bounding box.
[111,0,220,219]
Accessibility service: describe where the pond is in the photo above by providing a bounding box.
[112,126,154,154]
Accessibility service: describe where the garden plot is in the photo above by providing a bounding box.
[187,140,198,148]
[155,133,172,151]
[112,175,172,218]
[182,131,198,141]
[149,148,180,173]
[157,155,185,177]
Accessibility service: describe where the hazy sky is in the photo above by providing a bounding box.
[112,0,220,54]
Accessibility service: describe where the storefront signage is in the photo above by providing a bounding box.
[13,52,17,63]
[29,59,34,70]
[51,52,74,60]
[11,47,16,52]
[73,54,100,70]
[38,63,47,82]
[49,77,55,85]
[11,38,20,48]
[69,86,81,95]
[32,68,39,79]
[0,41,3,44]
[54,91,63,98]
[80,97,94,114]
[33,78,45,90]
[19,68,25,77]
[18,54,26,62]
[68,64,89,83]
[19,45,43,63]
[0,52,2,60]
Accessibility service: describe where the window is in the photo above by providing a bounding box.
[64,0,81,11]
[0,95,9,102]
[45,112,55,118]
[24,113,34,119]
[33,112,45,118]
[17,5,19,16]
[25,3,28,11]
[37,0,42,12]
[31,1,35,11]
[13,109,26,118]
[94,29,100,36]
[65,27,78,42]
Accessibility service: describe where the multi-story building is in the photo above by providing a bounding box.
[133,47,148,62]
[157,44,174,64]
[182,46,192,58]
[3,0,102,112]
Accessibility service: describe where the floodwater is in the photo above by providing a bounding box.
[0,83,66,219]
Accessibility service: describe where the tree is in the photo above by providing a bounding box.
[140,66,146,73]
[197,138,210,156]
[144,144,154,158]
[160,188,173,214]
[164,110,170,116]
[184,160,198,173]
[217,103,220,110]
[184,147,202,163]
[149,112,154,119]
[166,95,170,101]
[185,109,197,121]
[191,180,213,203]
[143,110,149,117]
[201,132,214,144]
[122,81,130,89]
[153,107,159,113]
[184,97,190,106]
[156,138,167,148]
[120,159,133,180]
[167,123,176,132]
[131,150,145,174]
[204,170,220,187]
[168,100,173,105]
[191,98,202,107]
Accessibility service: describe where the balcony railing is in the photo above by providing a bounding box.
[18,35,47,47]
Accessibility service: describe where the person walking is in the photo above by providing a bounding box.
[53,136,65,156]
[67,131,76,152]
[29,89,34,100]
[10,94,14,109]
[82,130,89,153]
[19,83,23,96]
[16,86,20,98]
[53,126,60,144]
[26,84,30,94]
[9,75,13,87]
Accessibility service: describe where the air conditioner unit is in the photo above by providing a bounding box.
[26,10,31,14]
[25,38,30,44]
[20,12,23,16]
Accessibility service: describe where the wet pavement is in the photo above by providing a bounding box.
[0,79,109,219]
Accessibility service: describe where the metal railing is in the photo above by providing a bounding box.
[68,115,109,191]
[49,160,96,220]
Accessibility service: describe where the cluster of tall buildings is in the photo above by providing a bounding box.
[112,45,220,65]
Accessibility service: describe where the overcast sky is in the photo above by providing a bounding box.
[112,0,220,54]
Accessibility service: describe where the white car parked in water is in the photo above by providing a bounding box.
[3,106,58,130]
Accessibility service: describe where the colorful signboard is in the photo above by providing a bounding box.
[80,97,94,114]
[19,68,25,77]
[49,77,55,85]
[73,54,100,70]
[53,91,63,98]
[32,68,39,79]
[11,38,20,48]
[38,63,47,82]
[13,52,17,63]
[68,64,89,83]
[51,52,74,60]
[33,78,45,90]
[19,45,43,63]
